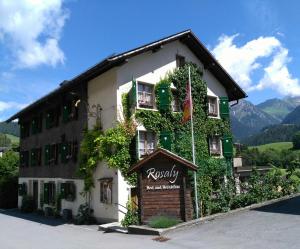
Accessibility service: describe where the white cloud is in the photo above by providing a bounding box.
[212,34,300,96]
[0,101,27,112]
[0,0,69,68]
[255,48,300,96]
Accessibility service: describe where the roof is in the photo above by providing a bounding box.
[128,148,197,174]
[6,29,247,122]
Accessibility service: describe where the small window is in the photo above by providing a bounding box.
[100,178,113,204]
[208,96,218,117]
[31,114,43,135]
[44,182,56,205]
[139,131,156,157]
[61,182,76,202]
[20,121,30,138]
[209,136,221,156]
[30,148,42,167]
[176,55,185,68]
[20,151,29,167]
[171,90,181,112]
[45,107,60,129]
[137,83,154,108]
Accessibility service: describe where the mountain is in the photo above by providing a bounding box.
[230,99,280,141]
[284,96,300,108]
[256,98,295,121]
[282,106,300,124]
[242,124,300,146]
[0,122,20,137]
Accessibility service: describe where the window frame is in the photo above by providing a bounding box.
[99,178,113,204]
[209,136,222,156]
[171,90,181,112]
[176,54,186,68]
[207,96,219,117]
[138,130,156,158]
[137,82,155,109]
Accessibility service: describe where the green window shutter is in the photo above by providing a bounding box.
[129,79,137,108]
[219,97,229,118]
[62,104,71,123]
[61,142,68,164]
[160,131,172,151]
[222,135,233,158]
[44,183,49,204]
[45,113,51,129]
[31,119,36,134]
[44,145,50,166]
[30,149,36,167]
[61,183,66,198]
[18,184,26,196]
[157,83,171,111]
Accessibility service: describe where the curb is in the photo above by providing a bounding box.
[128,192,300,236]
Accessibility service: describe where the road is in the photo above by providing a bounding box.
[1,196,300,249]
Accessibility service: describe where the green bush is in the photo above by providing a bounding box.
[230,193,256,209]
[21,195,35,213]
[121,201,139,227]
[74,203,96,225]
[148,216,179,228]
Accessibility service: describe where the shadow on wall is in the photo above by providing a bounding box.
[253,196,300,216]
[0,209,67,227]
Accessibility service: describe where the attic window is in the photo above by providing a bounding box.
[176,55,185,68]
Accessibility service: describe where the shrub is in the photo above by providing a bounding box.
[20,195,35,213]
[74,203,96,225]
[0,176,18,208]
[44,207,54,217]
[292,131,300,150]
[121,201,139,227]
[230,193,256,209]
[148,216,179,229]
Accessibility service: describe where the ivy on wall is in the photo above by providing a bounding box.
[134,63,232,216]
[78,62,231,216]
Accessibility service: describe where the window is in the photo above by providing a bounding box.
[20,121,30,138]
[31,114,43,135]
[138,83,154,108]
[100,178,113,204]
[62,100,79,123]
[171,90,181,112]
[44,182,56,205]
[209,136,221,156]
[30,148,42,167]
[45,107,60,129]
[20,151,29,167]
[208,96,218,117]
[176,55,185,68]
[139,131,156,157]
[61,182,76,201]
[60,141,78,164]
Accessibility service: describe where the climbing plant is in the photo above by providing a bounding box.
[133,63,232,216]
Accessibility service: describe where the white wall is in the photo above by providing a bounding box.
[18,177,85,216]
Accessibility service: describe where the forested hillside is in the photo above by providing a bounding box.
[0,122,19,137]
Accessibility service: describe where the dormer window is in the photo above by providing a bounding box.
[208,96,218,117]
[138,83,154,109]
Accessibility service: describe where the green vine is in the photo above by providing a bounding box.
[134,63,231,216]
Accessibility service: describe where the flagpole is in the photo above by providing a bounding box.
[188,66,199,219]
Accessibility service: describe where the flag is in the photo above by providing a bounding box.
[182,81,192,123]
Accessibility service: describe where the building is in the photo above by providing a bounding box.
[7,30,246,223]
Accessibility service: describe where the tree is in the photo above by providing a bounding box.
[292,131,300,150]
[0,150,19,208]
[0,133,11,147]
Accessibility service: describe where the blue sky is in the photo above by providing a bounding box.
[1,0,300,120]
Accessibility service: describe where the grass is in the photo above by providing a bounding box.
[4,134,19,145]
[148,216,180,229]
[250,142,293,152]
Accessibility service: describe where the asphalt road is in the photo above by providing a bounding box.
[1,196,300,249]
